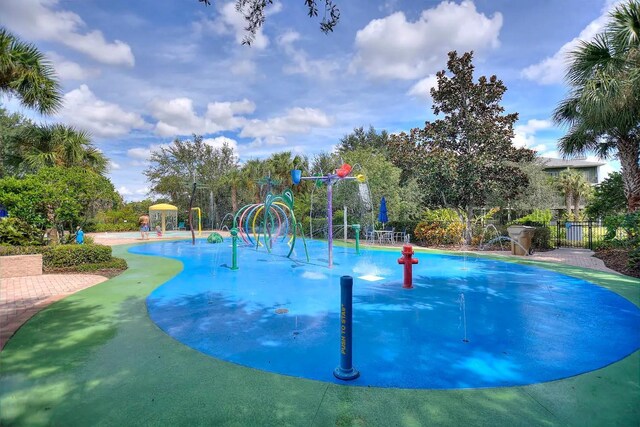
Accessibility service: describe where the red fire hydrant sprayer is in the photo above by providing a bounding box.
[397,245,419,289]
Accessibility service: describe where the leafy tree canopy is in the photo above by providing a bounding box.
[0,28,62,114]
[144,134,237,222]
[586,172,627,218]
[553,0,640,212]
[337,126,389,155]
[398,51,535,242]
[0,107,108,177]
[0,167,118,232]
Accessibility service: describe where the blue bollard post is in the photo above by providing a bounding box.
[334,275,360,380]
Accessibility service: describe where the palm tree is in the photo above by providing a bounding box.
[242,158,268,203]
[557,169,592,220]
[553,0,640,212]
[0,28,62,115]
[266,151,307,193]
[11,124,108,175]
[223,168,250,212]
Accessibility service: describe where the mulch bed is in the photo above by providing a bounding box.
[594,248,640,279]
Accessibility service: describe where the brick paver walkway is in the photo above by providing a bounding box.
[475,247,620,275]
[0,274,107,350]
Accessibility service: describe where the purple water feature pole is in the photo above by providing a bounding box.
[327,181,333,267]
[291,166,365,269]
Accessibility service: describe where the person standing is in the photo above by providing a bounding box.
[139,214,150,240]
[75,226,84,244]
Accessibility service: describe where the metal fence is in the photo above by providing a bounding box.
[552,221,628,250]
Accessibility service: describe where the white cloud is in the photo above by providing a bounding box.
[46,51,99,81]
[239,143,306,159]
[512,119,553,150]
[407,74,438,100]
[521,1,622,84]
[59,85,146,137]
[351,1,502,80]
[0,0,135,66]
[149,97,255,137]
[240,107,332,138]
[277,30,340,79]
[118,185,149,199]
[127,147,151,161]
[230,59,257,76]
[198,1,272,49]
[203,136,239,152]
[109,160,121,170]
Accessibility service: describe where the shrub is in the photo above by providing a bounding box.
[603,212,639,241]
[0,218,44,246]
[0,243,112,268]
[414,221,464,246]
[45,244,112,267]
[514,209,552,224]
[48,257,127,273]
[531,226,552,250]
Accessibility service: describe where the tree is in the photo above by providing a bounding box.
[15,124,107,175]
[557,169,592,220]
[507,160,557,213]
[337,126,389,155]
[222,168,249,213]
[553,0,640,212]
[199,0,339,45]
[409,51,535,243]
[586,171,627,218]
[0,28,62,115]
[241,158,269,203]
[145,134,237,224]
[0,166,118,242]
[0,110,108,177]
[265,151,306,192]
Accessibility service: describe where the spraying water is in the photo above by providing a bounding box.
[459,293,469,343]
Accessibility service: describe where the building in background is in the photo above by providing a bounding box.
[540,157,605,216]
[540,157,604,184]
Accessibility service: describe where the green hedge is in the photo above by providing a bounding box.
[47,257,127,273]
[0,244,112,268]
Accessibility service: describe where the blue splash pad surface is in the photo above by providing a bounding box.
[135,239,640,389]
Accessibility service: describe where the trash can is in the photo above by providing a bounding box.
[506,225,536,256]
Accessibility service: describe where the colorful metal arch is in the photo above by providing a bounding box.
[232,189,309,262]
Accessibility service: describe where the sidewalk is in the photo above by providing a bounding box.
[1,274,107,350]
[478,247,621,275]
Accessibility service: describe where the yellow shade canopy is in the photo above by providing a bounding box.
[149,203,178,212]
[148,204,178,234]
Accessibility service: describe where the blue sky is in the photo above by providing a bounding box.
[0,0,622,200]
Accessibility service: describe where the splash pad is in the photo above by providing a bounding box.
[138,239,640,389]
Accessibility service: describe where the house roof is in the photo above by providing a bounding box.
[539,157,605,168]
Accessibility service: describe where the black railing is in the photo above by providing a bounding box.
[553,221,628,250]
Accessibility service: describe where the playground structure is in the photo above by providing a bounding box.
[231,188,309,263]
[149,203,178,234]
[292,163,365,268]
[191,207,202,236]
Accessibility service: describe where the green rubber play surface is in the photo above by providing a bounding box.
[1,243,638,426]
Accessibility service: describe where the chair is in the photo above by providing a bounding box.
[395,228,408,244]
[380,227,395,245]
[177,221,186,230]
[364,225,375,244]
